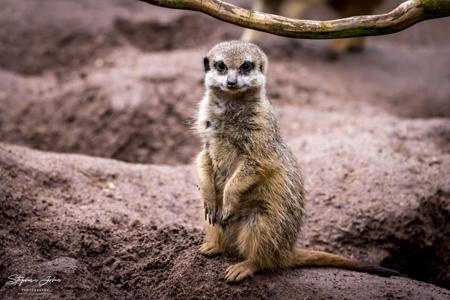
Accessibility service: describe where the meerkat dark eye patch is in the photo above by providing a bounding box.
[203,57,210,72]
[239,61,254,73]
[214,61,227,73]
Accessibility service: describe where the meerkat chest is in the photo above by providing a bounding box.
[198,100,235,146]
[200,119,242,177]
[197,97,260,174]
[200,119,240,172]
[209,139,240,169]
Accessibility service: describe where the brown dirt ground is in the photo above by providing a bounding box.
[1,142,449,300]
[0,0,450,299]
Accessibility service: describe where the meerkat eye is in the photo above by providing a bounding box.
[239,61,254,73]
[214,61,227,73]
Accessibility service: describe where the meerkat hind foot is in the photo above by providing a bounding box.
[225,261,256,282]
[199,242,222,257]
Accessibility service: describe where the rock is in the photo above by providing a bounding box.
[1,142,449,299]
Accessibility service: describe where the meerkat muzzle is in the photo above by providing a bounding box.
[226,79,237,88]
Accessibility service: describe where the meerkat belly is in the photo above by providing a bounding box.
[240,169,303,225]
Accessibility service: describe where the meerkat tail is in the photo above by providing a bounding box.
[291,248,405,277]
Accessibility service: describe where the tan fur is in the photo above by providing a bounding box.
[195,41,400,282]
[241,0,383,57]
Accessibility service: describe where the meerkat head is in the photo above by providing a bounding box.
[203,40,268,95]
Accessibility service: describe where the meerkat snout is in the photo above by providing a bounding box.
[203,41,267,94]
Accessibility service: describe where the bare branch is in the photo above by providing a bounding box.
[139,0,450,39]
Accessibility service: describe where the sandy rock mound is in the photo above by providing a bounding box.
[291,118,450,288]
[1,138,449,299]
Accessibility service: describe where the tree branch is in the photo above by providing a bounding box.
[139,0,450,39]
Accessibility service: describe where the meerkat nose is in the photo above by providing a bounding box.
[227,77,237,88]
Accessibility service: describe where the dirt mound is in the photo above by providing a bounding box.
[2,38,449,164]
[0,1,237,76]
[1,143,450,300]
[377,189,450,286]
[0,81,200,164]
[114,15,239,53]
[291,118,450,288]
[0,209,268,300]
[0,24,118,76]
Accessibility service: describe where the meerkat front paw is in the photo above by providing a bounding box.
[199,242,222,257]
[225,261,256,282]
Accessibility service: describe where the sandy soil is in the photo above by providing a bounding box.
[0,0,449,299]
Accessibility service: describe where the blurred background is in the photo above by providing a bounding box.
[0,0,449,293]
[1,0,449,165]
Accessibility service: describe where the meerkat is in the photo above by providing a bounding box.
[195,40,401,282]
[241,0,383,58]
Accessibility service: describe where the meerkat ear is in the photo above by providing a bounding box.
[203,57,210,72]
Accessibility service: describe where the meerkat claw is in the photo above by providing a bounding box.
[205,204,219,226]
[221,211,233,224]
